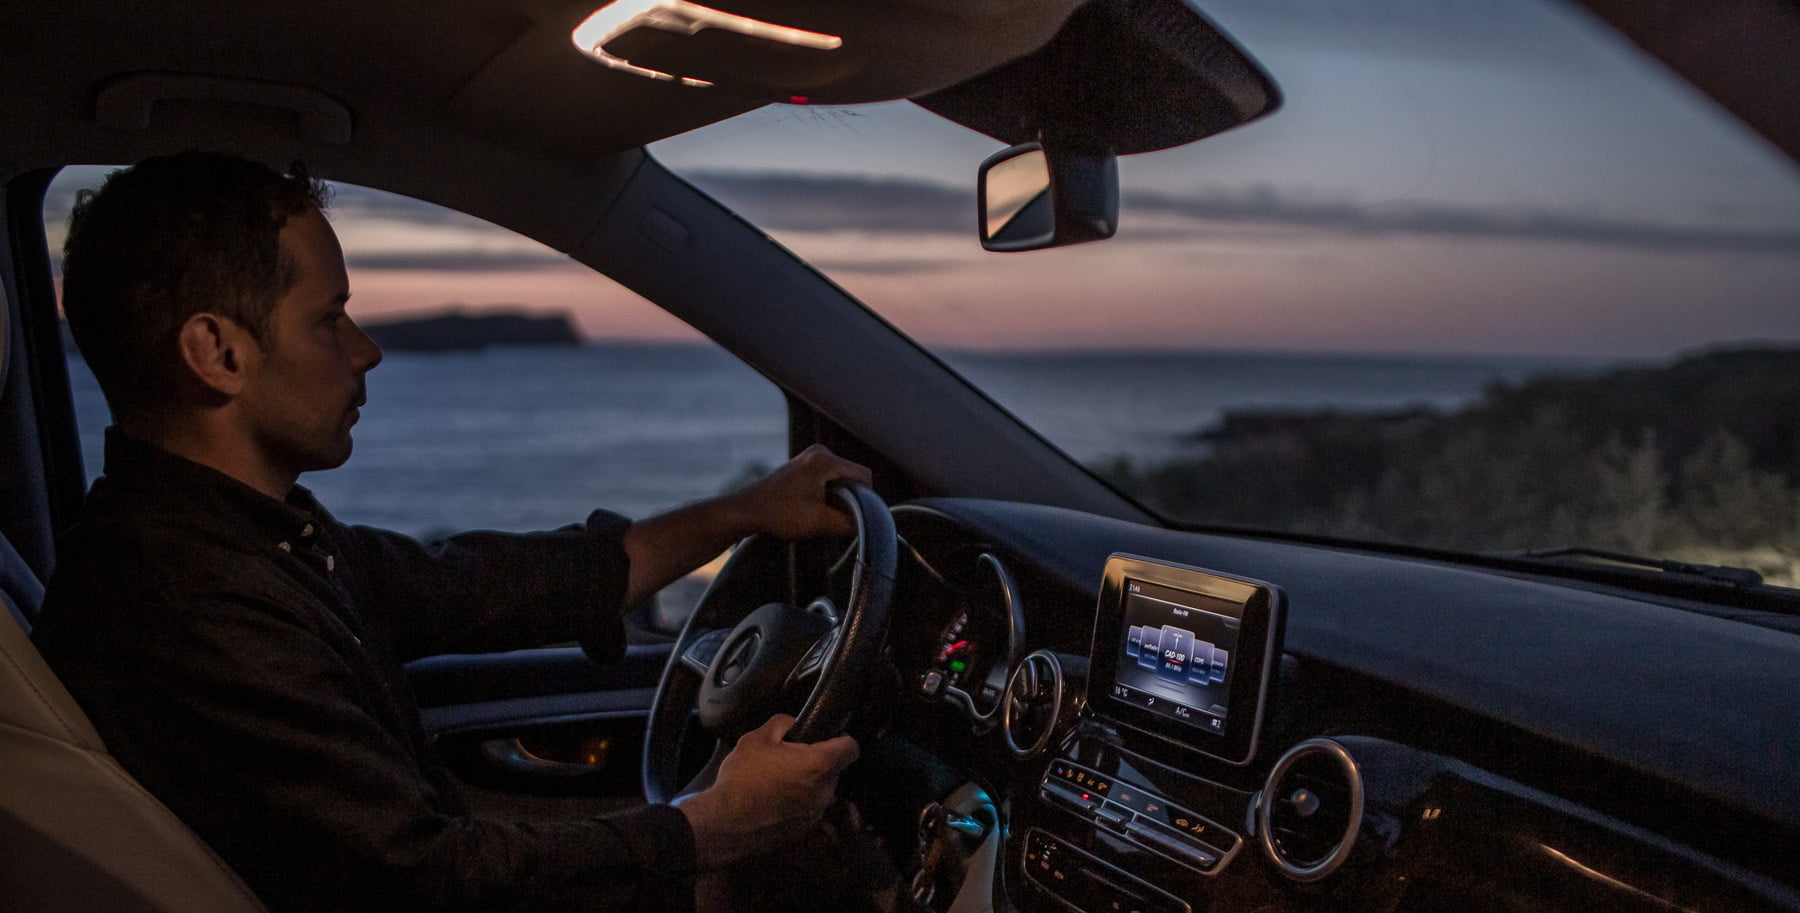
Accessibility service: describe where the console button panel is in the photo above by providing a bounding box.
[1040,760,1242,875]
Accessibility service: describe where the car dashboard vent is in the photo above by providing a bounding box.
[1256,738,1364,882]
[1003,650,1065,758]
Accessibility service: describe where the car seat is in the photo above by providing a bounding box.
[0,526,270,911]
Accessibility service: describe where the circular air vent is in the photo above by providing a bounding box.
[1002,650,1063,758]
[1256,738,1364,882]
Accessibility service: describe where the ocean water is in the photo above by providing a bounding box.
[66,344,1601,538]
[947,349,1595,467]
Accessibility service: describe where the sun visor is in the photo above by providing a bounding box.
[570,0,1088,104]
[911,0,1281,155]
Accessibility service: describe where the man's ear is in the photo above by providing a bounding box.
[177,313,257,397]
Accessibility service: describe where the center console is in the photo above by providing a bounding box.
[1089,555,1283,767]
[1010,555,1287,913]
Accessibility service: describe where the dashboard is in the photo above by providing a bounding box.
[866,498,1800,913]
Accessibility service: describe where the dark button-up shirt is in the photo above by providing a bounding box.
[33,431,696,913]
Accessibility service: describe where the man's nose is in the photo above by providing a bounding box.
[346,318,384,372]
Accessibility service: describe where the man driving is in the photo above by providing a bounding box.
[32,151,865,913]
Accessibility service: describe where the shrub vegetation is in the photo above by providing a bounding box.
[1097,347,1800,585]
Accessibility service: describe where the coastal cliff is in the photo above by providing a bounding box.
[360,310,580,351]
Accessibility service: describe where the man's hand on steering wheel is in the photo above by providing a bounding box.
[675,713,861,870]
[722,444,874,540]
[620,445,872,606]
[643,456,896,814]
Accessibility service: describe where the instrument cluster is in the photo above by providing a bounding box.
[904,544,1026,726]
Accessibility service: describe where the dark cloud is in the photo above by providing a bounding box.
[1195,0,1603,73]
[684,170,971,234]
[1124,186,1800,253]
[40,169,467,224]
[686,169,1800,255]
[326,183,481,227]
[41,184,86,226]
[345,250,572,272]
[809,257,963,276]
[54,248,568,276]
[57,164,1785,280]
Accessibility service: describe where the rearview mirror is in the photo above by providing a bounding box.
[978,142,1118,251]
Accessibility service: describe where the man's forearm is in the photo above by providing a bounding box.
[620,494,757,607]
[617,445,871,607]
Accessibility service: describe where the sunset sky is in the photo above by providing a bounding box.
[47,0,1800,359]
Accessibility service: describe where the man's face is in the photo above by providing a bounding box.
[239,207,383,478]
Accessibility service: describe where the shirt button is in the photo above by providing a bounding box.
[325,555,336,573]
[277,541,292,553]
[301,523,315,538]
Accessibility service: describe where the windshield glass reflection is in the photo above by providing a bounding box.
[654,0,1800,584]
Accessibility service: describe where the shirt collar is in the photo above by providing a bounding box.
[97,428,329,550]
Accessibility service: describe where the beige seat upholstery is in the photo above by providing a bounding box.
[0,580,269,913]
[2,262,264,911]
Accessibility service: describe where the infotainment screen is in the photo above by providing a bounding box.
[1089,555,1284,766]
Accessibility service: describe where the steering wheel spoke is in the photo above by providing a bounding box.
[786,624,841,687]
[681,627,732,675]
[673,739,733,802]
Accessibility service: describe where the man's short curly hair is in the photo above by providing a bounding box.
[60,151,330,417]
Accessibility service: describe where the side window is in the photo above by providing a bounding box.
[44,168,786,631]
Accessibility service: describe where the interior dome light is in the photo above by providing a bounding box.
[571,0,842,88]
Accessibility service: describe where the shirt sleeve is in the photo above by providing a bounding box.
[333,509,635,662]
[61,580,696,913]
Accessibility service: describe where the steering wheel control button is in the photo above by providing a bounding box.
[794,627,839,680]
[680,628,730,673]
[1023,829,1190,913]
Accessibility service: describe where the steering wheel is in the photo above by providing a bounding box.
[641,482,897,805]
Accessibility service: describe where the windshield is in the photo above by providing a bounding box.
[653,0,1800,585]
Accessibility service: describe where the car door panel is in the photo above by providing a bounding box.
[408,644,673,817]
